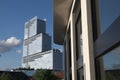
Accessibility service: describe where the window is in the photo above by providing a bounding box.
[98,0,120,34]
[77,68,84,80]
[64,27,72,80]
[98,46,120,80]
[95,1,120,79]
[75,13,83,60]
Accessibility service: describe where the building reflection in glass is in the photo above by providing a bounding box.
[102,46,120,80]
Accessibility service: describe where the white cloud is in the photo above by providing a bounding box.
[6,37,21,46]
[0,37,21,54]
[16,49,22,54]
[43,18,47,21]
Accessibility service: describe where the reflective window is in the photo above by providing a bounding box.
[98,0,120,33]
[77,68,84,80]
[75,14,82,60]
[99,46,120,80]
[64,28,72,80]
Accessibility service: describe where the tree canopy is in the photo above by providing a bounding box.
[0,73,13,80]
[32,69,60,80]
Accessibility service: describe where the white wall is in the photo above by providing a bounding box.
[29,35,42,55]
[29,21,37,37]
[22,50,53,69]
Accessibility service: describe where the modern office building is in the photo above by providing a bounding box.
[54,0,120,80]
[22,16,63,70]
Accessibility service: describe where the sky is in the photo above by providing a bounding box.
[0,0,62,70]
[0,0,120,71]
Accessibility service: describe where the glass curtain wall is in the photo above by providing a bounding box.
[95,0,120,80]
[98,0,120,34]
[97,46,120,80]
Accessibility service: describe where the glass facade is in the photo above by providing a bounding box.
[23,18,51,57]
[22,17,52,69]
[98,0,120,33]
[54,0,120,80]
[95,0,120,79]
[77,68,84,80]
[98,46,120,80]
[75,14,83,60]
[64,28,72,80]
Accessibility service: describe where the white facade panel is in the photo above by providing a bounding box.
[28,52,53,69]
[24,26,28,39]
[22,51,53,69]
[23,45,27,57]
[29,22,37,37]
[29,36,42,55]
[22,50,63,70]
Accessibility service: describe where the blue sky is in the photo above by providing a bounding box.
[0,0,120,71]
[0,0,62,70]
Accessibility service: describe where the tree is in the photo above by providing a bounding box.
[15,67,34,70]
[0,73,13,80]
[32,69,60,80]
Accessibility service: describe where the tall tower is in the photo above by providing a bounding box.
[22,16,51,68]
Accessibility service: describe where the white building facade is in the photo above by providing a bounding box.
[22,16,63,70]
[22,49,63,70]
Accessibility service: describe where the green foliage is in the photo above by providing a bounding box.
[0,73,13,80]
[32,69,60,80]
[11,72,28,80]
[0,72,29,80]
[105,70,120,80]
[15,67,34,70]
[106,72,118,80]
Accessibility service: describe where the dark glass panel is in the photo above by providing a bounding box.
[99,46,120,80]
[99,0,120,33]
